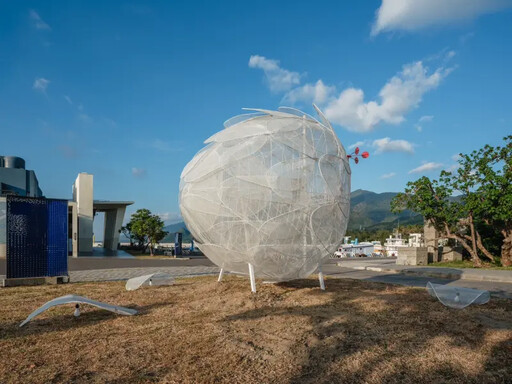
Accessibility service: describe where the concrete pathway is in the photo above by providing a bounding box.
[322,262,512,299]
[0,256,215,275]
[335,258,512,283]
[3,257,512,299]
[68,256,215,271]
[70,265,220,282]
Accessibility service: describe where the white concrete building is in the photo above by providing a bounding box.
[73,173,94,255]
[70,173,133,256]
[408,233,423,248]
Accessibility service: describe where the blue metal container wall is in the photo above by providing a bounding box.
[6,196,68,278]
[46,200,68,276]
[6,196,47,278]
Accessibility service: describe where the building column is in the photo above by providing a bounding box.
[68,202,78,257]
[73,173,93,256]
[103,207,126,251]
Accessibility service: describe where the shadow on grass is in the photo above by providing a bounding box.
[225,278,511,383]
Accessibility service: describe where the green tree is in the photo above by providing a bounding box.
[392,136,512,266]
[399,224,424,237]
[127,209,168,256]
[120,222,138,247]
[391,176,486,266]
[464,135,512,266]
[375,229,392,245]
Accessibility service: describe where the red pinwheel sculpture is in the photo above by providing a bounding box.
[346,147,369,164]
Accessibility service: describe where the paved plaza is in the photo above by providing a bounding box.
[2,257,512,298]
[335,257,512,283]
[323,263,512,299]
[70,265,220,282]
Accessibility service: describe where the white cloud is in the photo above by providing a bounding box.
[282,80,336,105]
[248,55,451,133]
[380,172,396,179]
[102,117,117,128]
[419,115,434,123]
[132,168,147,178]
[249,55,301,92]
[348,141,367,150]
[408,162,443,174]
[445,163,460,172]
[58,145,78,159]
[157,212,183,224]
[372,0,511,35]
[460,32,475,44]
[445,50,456,60]
[151,139,172,152]
[29,10,51,30]
[324,61,451,132]
[373,137,415,154]
[416,114,434,132]
[33,78,50,93]
[64,95,73,104]
[445,154,462,172]
[78,113,92,122]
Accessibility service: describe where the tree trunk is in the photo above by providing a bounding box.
[501,230,512,267]
[468,214,483,267]
[476,231,495,262]
[444,223,481,266]
[464,232,495,263]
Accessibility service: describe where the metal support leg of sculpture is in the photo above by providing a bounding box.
[248,263,256,293]
[318,266,326,291]
[218,268,224,282]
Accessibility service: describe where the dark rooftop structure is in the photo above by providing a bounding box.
[0,156,43,197]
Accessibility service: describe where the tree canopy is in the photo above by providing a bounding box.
[122,209,168,256]
[391,135,512,266]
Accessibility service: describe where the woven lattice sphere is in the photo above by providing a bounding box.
[179,106,351,281]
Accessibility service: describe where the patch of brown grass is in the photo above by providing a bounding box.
[0,277,511,383]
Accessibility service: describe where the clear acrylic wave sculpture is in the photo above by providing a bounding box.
[125,272,174,291]
[19,294,137,327]
[179,105,351,282]
[427,282,490,309]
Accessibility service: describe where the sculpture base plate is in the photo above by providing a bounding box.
[1,276,69,287]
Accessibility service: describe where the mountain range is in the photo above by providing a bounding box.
[162,189,422,242]
[348,189,422,230]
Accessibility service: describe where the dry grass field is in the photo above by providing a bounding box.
[0,276,511,384]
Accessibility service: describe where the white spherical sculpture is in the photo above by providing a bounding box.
[179,106,350,286]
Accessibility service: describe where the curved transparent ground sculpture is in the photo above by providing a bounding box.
[427,282,490,309]
[126,272,174,291]
[179,105,350,284]
[19,294,138,327]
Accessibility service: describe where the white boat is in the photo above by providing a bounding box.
[384,233,408,256]
[384,232,424,256]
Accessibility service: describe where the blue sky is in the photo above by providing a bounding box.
[1,0,511,230]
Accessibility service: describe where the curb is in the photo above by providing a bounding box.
[337,263,512,284]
